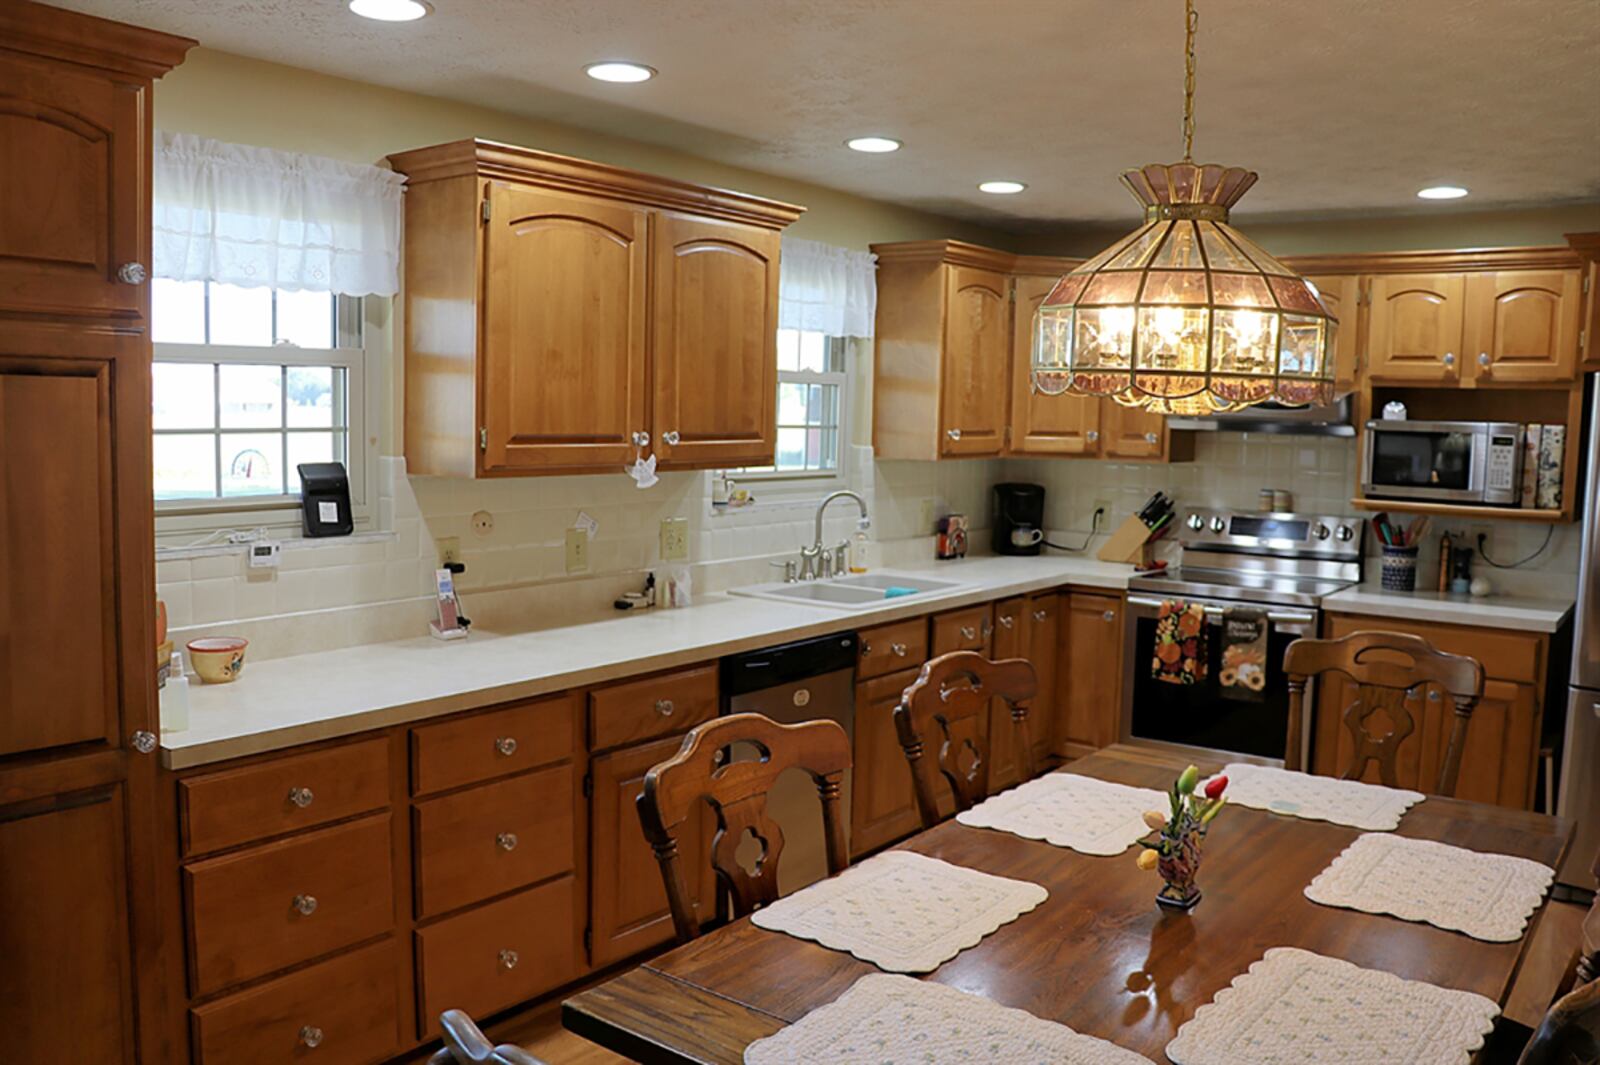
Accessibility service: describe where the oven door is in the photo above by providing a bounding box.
[1122,595,1318,763]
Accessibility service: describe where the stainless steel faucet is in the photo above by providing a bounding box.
[797,490,869,580]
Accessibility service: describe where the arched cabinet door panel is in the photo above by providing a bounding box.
[1465,270,1582,383]
[1366,273,1466,383]
[0,56,144,319]
[651,214,779,469]
[1009,274,1102,456]
[481,184,649,472]
[940,265,1010,456]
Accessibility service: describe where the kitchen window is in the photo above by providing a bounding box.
[739,328,849,478]
[152,279,366,512]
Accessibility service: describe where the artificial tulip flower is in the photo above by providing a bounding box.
[1143,810,1168,830]
[1177,764,1200,796]
[1204,775,1229,799]
[1137,849,1160,871]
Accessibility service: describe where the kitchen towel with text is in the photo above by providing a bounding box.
[1152,600,1207,686]
[1219,606,1267,701]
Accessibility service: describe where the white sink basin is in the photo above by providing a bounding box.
[730,570,968,611]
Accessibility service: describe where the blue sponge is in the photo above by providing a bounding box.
[883,586,919,599]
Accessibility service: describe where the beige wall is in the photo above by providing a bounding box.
[153,48,1011,252]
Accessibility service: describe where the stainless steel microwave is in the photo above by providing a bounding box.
[1361,420,1523,505]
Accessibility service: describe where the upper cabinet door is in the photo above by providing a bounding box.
[481,184,649,473]
[1366,273,1467,383]
[1303,274,1364,393]
[1100,401,1167,460]
[1464,269,1581,383]
[0,55,144,320]
[651,214,780,469]
[940,266,1010,456]
[1009,274,1102,455]
[1581,260,1600,372]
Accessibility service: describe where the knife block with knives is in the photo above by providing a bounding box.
[1097,493,1176,566]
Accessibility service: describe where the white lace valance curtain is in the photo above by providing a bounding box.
[153,132,405,296]
[779,237,877,338]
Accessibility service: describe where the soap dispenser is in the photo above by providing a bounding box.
[850,519,873,573]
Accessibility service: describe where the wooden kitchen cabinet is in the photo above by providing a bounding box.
[1301,273,1365,392]
[939,264,1012,456]
[1009,274,1103,456]
[588,734,716,967]
[1463,270,1582,383]
[1315,614,1546,809]
[0,9,192,1064]
[1570,233,1600,370]
[1101,402,1173,460]
[851,666,927,858]
[652,213,781,468]
[388,140,802,477]
[1056,593,1125,760]
[987,597,1029,790]
[1365,272,1468,383]
[1024,593,1061,764]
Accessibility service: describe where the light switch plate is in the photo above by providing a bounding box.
[659,517,689,562]
[565,527,589,573]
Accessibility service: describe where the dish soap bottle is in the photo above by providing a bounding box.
[160,650,190,733]
[850,520,873,573]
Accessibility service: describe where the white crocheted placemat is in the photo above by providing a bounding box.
[955,772,1169,855]
[748,850,1047,973]
[1208,763,1425,830]
[745,973,1156,1064]
[1305,832,1556,942]
[1165,947,1499,1065]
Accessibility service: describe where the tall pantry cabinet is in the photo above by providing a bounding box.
[0,4,193,1062]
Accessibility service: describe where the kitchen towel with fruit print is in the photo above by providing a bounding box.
[1218,606,1267,700]
[1152,600,1207,685]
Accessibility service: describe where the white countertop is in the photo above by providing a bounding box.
[1322,582,1574,634]
[161,555,1134,769]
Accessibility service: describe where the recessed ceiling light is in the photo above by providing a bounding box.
[348,0,430,22]
[846,136,902,154]
[978,180,1027,195]
[585,61,656,83]
[1417,185,1469,200]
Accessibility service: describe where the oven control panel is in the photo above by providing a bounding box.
[1178,510,1365,558]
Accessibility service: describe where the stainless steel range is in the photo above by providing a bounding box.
[1122,510,1366,764]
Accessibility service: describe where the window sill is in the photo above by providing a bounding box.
[156,529,395,562]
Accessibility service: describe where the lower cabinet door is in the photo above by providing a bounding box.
[1057,593,1124,759]
[414,877,579,1039]
[189,940,402,1065]
[588,735,715,967]
[987,597,1029,791]
[1025,593,1061,764]
[851,666,927,858]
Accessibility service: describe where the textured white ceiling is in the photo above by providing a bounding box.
[58,0,1600,230]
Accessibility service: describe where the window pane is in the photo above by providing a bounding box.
[153,362,216,429]
[776,328,800,372]
[219,364,283,429]
[208,283,273,346]
[777,382,808,425]
[153,433,217,499]
[818,426,839,470]
[286,431,338,494]
[220,432,285,496]
[775,427,806,470]
[287,366,338,427]
[797,330,827,372]
[152,279,206,344]
[276,288,335,349]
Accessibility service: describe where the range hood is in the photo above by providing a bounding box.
[1168,394,1354,437]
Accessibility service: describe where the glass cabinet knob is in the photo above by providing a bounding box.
[117,261,147,285]
[663,430,681,445]
[1443,352,1456,367]
[299,1026,324,1049]
[1086,430,1100,443]
[654,698,674,717]
[293,894,318,917]
[959,626,976,640]
[946,428,962,440]
[494,736,518,757]
[1144,432,1159,444]
[496,831,518,852]
[499,949,520,970]
[1103,610,1117,622]
[131,730,157,754]
[287,786,314,809]
[890,642,908,657]
[997,614,1014,628]
[1033,609,1048,622]
[1478,351,1491,367]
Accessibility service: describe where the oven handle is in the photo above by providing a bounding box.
[1125,596,1317,627]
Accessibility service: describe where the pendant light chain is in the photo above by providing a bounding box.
[1182,0,1198,161]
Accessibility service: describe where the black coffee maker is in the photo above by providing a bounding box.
[992,483,1046,556]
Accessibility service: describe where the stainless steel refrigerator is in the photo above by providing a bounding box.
[1560,372,1600,889]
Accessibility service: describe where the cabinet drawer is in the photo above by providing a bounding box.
[415,876,578,1039]
[190,939,401,1065]
[180,738,390,857]
[185,814,395,997]
[931,604,994,655]
[413,765,576,919]
[857,618,929,681]
[589,664,717,751]
[1324,614,1543,684]
[411,693,576,797]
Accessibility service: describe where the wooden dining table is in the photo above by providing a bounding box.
[563,744,1575,1064]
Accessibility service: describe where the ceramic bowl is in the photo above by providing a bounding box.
[187,637,248,684]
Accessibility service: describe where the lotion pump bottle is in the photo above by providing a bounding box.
[160,650,190,733]
[850,519,872,573]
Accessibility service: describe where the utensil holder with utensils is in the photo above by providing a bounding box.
[1380,545,1419,592]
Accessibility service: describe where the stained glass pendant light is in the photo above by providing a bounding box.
[1031,0,1338,415]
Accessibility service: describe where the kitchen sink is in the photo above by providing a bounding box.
[729,570,969,611]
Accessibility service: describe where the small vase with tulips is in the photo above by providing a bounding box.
[1135,765,1228,912]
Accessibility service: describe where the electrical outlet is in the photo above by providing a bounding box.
[471,509,494,536]
[659,517,689,562]
[1092,499,1113,524]
[1469,523,1493,561]
[565,527,589,573]
[437,537,462,567]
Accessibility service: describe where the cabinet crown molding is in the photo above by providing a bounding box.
[388,139,805,231]
[1282,245,1579,276]
[1,1,195,78]
[1565,231,1600,260]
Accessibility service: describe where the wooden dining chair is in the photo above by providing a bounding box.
[426,1010,547,1065]
[893,650,1038,830]
[1282,630,1483,796]
[1508,846,1600,1064]
[636,711,852,944]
